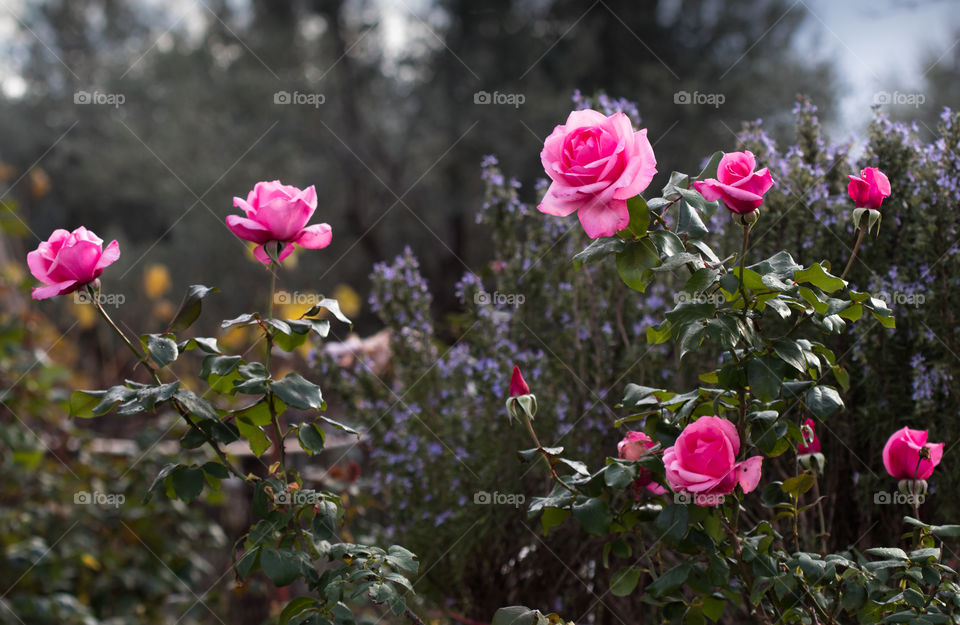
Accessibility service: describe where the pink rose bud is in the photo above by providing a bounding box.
[226,180,332,264]
[693,151,775,215]
[798,418,821,454]
[663,416,763,506]
[882,427,943,480]
[509,365,530,397]
[617,431,667,496]
[27,227,120,300]
[847,167,891,209]
[538,109,657,238]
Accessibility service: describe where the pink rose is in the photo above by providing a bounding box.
[693,151,775,214]
[617,431,667,496]
[798,418,821,454]
[663,416,762,506]
[226,180,332,264]
[847,167,891,209]
[538,109,657,238]
[27,227,120,300]
[509,365,530,397]
[882,427,943,480]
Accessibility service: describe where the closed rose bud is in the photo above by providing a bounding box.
[847,167,891,209]
[693,151,775,215]
[617,431,667,496]
[882,427,943,480]
[28,227,120,300]
[798,418,821,454]
[226,180,332,264]
[509,365,530,397]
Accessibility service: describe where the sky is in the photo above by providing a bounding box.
[0,0,956,134]
[795,0,958,133]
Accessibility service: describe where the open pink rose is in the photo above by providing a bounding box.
[798,418,821,454]
[882,427,943,480]
[226,180,332,264]
[617,431,667,496]
[847,167,891,209]
[27,227,120,300]
[538,109,657,238]
[663,416,762,506]
[693,151,775,214]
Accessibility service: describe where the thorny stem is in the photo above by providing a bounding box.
[89,285,246,481]
[840,227,866,281]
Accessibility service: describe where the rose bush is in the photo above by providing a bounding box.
[32,181,421,624]
[495,105,960,625]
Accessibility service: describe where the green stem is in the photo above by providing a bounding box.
[812,477,828,554]
[89,285,246,481]
[738,223,752,317]
[840,227,866,281]
[264,258,286,478]
[522,412,577,495]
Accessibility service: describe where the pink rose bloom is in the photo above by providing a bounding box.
[617,431,667,496]
[538,109,657,238]
[226,180,332,264]
[663,416,762,506]
[882,427,943,480]
[847,167,891,209]
[509,365,530,397]
[693,151,775,214]
[798,418,821,454]
[27,227,120,300]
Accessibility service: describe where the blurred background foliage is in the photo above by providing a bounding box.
[2,0,960,624]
